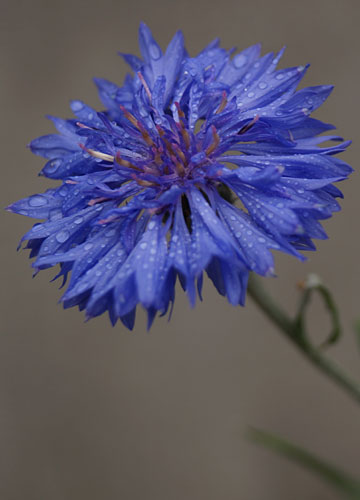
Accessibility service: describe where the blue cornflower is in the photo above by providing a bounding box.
[8,23,352,329]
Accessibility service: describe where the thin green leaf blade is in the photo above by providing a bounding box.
[248,427,360,499]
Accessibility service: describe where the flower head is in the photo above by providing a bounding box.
[8,23,352,329]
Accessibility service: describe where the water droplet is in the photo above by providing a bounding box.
[137,106,148,119]
[46,159,61,173]
[149,43,161,60]
[74,217,83,224]
[140,242,147,250]
[105,228,116,237]
[233,54,247,68]
[275,73,285,80]
[84,243,93,251]
[55,230,70,243]
[29,195,48,207]
[258,82,267,90]
[258,237,266,243]
[148,221,155,230]
[71,100,83,111]
[247,92,255,98]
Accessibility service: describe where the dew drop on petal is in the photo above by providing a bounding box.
[55,230,70,243]
[71,100,83,111]
[74,217,84,224]
[46,159,61,173]
[149,44,161,60]
[29,195,48,207]
[258,82,267,89]
[105,228,116,237]
[233,54,247,68]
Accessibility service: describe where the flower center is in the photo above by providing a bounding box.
[113,102,222,190]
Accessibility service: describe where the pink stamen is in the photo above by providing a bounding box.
[88,197,108,206]
[79,143,114,162]
[216,91,228,114]
[137,72,152,103]
[115,151,142,171]
[205,126,220,156]
[238,114,260,135]
[76,122,92,129]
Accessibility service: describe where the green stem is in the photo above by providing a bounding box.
[247,274,360,404]
[248,427,360,499]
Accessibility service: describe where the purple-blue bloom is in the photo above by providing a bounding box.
[8,23,352,329]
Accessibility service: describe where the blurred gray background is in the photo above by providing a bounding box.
[1,0,359,498]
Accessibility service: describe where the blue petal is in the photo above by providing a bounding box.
[7,188,62,219]
[206,257,248,305]
[214,192,277,275]
[29,134,77,159]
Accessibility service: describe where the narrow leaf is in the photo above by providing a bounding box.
[248,427,360,499]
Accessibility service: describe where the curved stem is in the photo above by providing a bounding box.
[247,274,360,404]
